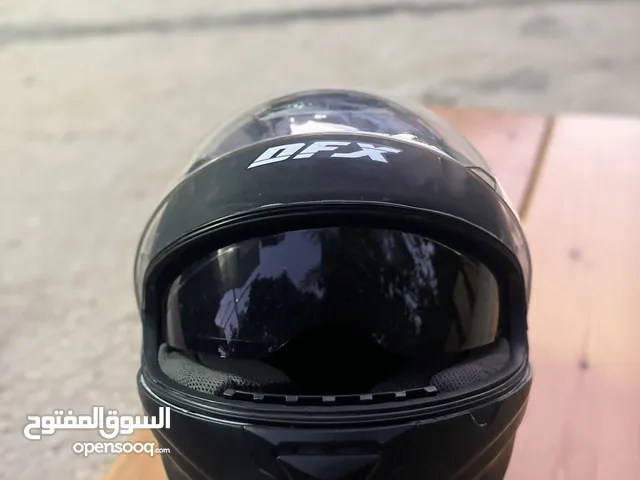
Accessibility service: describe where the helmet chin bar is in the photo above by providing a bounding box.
[140,355,531,480]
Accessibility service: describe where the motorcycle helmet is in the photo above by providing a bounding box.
[134,89,532,480]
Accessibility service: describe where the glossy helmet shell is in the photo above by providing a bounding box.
[135,89,532,480]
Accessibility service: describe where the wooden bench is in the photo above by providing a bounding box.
[103,107,640,480]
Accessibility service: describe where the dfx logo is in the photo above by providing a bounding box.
[247,141,403,169]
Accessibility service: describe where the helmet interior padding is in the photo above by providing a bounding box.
[158,338,510,399]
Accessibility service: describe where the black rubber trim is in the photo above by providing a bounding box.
[222,386,439,406]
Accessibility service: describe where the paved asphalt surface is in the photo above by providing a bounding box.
[1,1,639,479]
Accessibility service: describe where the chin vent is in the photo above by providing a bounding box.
[278,454,380,480]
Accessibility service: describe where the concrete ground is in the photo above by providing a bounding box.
[1,1,639,479]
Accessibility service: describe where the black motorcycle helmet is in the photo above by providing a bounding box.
[134,89,532,480]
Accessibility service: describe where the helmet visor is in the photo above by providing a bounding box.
[165,227,501,359]
[179,90,501,193]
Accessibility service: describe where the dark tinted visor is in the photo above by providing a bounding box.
[165,228,501,359]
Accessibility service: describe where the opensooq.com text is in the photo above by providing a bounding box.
[72,441,170,457]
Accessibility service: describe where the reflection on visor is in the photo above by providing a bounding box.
[166,228,501,359]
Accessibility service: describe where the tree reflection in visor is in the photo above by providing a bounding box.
[165,228,501,361]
